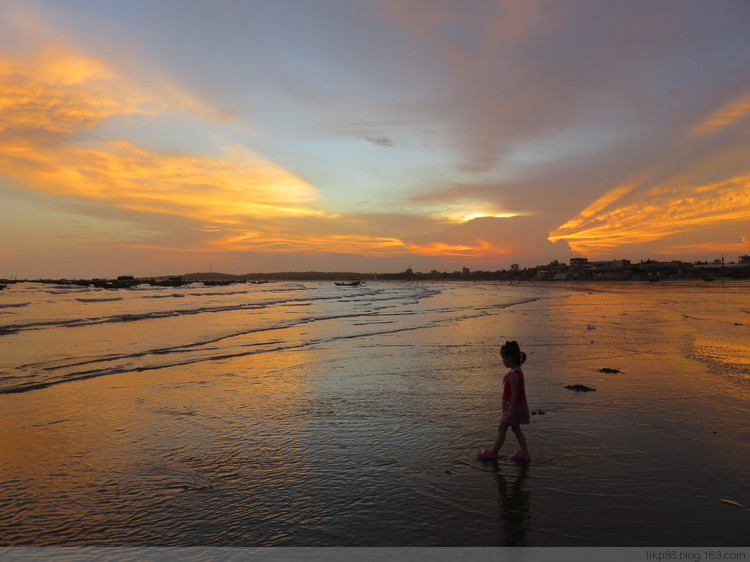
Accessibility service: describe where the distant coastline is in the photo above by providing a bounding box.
[3,255,750,286]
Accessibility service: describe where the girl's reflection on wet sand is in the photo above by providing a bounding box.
[496,464,530,546]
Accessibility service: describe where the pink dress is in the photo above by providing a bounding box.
[500,368,530,425]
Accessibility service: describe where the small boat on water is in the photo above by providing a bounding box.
[335,280,362,286]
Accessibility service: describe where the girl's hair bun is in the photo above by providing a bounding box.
[501,340,526,364]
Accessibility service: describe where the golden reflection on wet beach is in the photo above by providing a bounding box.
[0,281,748,546]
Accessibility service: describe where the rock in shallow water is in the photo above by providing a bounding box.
[565,384,596,392]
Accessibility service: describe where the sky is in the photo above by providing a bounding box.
[1,0,750,278]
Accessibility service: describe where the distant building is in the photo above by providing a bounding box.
[739,255,750,264]
[594,259,631,271]
[511,264,519,272]
[535,259,568,280]
[570,258,588,268]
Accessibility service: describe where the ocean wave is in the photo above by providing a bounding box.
[3,313,444,394]
[0,303,470,395]
[0,302,30,309]
[0,289,433,335]
[44,288,93,294]
[195,290,251,298]
[0,282,453,393]
[0,285,445,345]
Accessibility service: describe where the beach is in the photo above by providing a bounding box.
[0,280,748,546]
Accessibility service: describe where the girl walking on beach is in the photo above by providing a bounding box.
[479,341,531,461]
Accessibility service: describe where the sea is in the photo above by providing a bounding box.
[0,280,748,546]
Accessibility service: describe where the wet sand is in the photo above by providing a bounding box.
[0,281,748,545]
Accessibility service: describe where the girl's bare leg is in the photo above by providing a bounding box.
[511,425,530,456]
[491,422,511,456]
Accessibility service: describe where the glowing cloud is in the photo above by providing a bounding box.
[206,232,406,255]
[553,179,642,232]
[0,47,323,223]
[690,93,750,136]
[445,211,521,224]
[1,139,323,221]
[413,199,523,225]
[5,0,749,277]
[661,236,750,256]
[0,45,509,265]
[405,239,507,258]
[0,48,157,138]
[128,229,507,261]
[548,175,750,255]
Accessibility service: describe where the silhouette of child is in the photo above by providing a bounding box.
[479,340,531,461]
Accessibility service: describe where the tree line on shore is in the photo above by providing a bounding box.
[2,257,749,288]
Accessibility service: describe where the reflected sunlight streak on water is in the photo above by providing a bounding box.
[0,280,748,546]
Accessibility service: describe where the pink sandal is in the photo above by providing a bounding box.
[477,450,498,460]
[510,450,530,461]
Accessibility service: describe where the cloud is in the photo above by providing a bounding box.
[548,177,643,234]
[5,1,750,276]
[660,236,750,256]
[125,211,514,263]
[548,174,750,255]
[690,92,750,137]
[365,135,399,147]
[378,0,750,176]
[1,139,325,221]
[0,46,326,225]
[0,43,521,267]
[0,48,157,142]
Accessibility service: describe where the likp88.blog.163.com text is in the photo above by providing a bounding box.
[646,550,747,562]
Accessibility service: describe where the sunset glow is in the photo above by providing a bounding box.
[691,93,750,137]
[548,174,750,255]
[1,1,749,277]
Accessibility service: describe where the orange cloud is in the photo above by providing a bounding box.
[206,232,405,255]
[660,236,750,256]
[127,229,506,260]
[1,44,512,264]
[0,48,157,139]
[548,174,750,255]
[214,232,508,259]
[554,178,642,232]
[690,92,750,136]
[0,47,323,222]
[0,139,323,221]
[405,239,507,258]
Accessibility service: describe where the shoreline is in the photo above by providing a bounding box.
[3,275,750,287]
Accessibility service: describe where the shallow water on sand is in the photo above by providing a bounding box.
[0,280,748,546]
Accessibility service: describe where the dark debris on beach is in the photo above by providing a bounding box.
[565,384,596,392]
